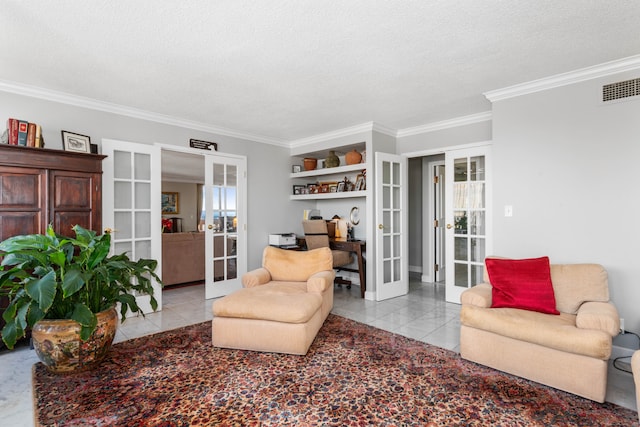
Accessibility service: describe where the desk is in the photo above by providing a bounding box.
[296,237,366,298]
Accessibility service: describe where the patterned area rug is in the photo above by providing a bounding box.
[33,314,636,426]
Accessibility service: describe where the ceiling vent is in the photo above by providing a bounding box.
[602,77,640,102]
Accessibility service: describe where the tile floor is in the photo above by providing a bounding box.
[0,278,636,426]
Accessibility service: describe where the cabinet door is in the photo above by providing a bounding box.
[50,170,102,236]
[0,166,46,240]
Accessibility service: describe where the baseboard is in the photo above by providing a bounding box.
[612,345,635,360]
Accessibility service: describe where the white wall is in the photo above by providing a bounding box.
[0,91,295,270]
[491,70,640,333]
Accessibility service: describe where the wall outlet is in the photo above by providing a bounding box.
[620,318,625,334]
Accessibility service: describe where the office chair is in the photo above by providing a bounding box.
[302,220,354,288]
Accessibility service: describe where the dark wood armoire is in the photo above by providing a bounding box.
[0,144,106,348]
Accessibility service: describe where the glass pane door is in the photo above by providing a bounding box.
[375,152,408,301]
[102,139,162,313]
[445,146,491,303]
[205,155,246,299]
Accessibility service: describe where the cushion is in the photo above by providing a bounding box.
[486,256,559,315]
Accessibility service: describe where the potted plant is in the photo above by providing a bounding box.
[0,224,161,373]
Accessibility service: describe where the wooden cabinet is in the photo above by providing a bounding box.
[0,144,105,240]
[0,144,106,348]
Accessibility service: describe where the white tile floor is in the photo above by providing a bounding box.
[0,278,636,426]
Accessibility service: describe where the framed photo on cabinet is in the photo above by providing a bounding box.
[61,131,91,153]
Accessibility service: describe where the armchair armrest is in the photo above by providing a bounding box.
[242,268,272,288]
[576,301,620,337]
[307,270,336,293]
[460,283,492,308]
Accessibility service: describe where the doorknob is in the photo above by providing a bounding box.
[378,224,384,229]
[208,224,213,230]
[104,227,115,234]
[446,224,453,229]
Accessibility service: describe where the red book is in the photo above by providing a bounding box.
[17,120,28,146]
[27,123,36,147]
[6,118,18,145]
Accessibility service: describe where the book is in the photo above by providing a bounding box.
[6,118,19,145]
[1,129,7,144]
[27,122,36,147]
[34,124,42,148]
[17,120,28,146]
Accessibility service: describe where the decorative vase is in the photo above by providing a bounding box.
[345,149,363,165]
[325,150,340,168]
[31,306,118,374]
[303,157,317,171]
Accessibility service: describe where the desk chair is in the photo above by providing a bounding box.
[302,220,353,288]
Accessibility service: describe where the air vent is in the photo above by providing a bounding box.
[602,78,640,102]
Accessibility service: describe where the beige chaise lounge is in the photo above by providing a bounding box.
[212,246,335,355]
[460,260,619,402]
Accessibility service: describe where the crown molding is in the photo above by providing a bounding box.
[484,54,640,102]
[396,111,492,138]
[290,121,386,149]
[0,79,289,147]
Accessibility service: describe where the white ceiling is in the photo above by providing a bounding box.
[1,1,640,144]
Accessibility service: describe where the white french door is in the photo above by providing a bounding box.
[445,145,492,303]
[375,152,408,301]
[204,154,247,299]
[102,139,162,313]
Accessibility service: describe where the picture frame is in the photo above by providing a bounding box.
[329,184,338,193]
[161,192,180,214]
[337,182,345,192]
[292,165,302,173]
[355,173,366,191]
[292,184,306,195]
[61,131,91,153]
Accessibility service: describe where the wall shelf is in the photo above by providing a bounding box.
[290,190,366,201]
[290,163,365,179]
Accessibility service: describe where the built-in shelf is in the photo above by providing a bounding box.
[290,190,366,201]
[290,163,366,179]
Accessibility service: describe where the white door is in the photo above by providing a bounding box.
[375,152,408,301]
[445,145,492,303]
[102,139,162,313]
[433,163,446,282]
[204,154,247,299]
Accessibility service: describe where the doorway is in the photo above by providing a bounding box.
[159,147,247,302]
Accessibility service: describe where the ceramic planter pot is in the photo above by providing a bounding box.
[303,157,317,171]
[31,306,118,374]
[345,149,362,165]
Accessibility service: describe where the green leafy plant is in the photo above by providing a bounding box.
[0,225,161,349]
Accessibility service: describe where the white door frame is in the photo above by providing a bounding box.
[423,159,445,283]
[156,144,247,300]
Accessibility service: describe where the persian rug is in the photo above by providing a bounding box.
[33,315,636,426]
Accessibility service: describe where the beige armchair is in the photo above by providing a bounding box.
[632,351,640,420]
[212,246,335,355]
[461,260,619,402]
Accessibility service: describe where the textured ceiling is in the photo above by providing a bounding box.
[1,1,640,143]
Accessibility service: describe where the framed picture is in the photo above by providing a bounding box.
[61,131,91,153]
[329,184,338,193]
[355,174,366,191]
[337,182,345,192]
[293,185,306,195]
[292,165,302,173]
[161,192,180,214]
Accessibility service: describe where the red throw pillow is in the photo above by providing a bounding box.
[486,256,559,315]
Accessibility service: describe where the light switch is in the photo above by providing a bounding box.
[504,205,513,217]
